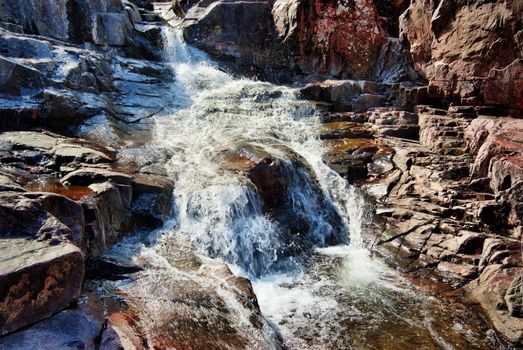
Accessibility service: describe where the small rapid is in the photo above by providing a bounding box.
[106,28,506,350]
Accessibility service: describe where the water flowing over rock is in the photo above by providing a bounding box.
[0,1,522,348]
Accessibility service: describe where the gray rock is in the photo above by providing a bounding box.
[0,132,58,151]
[60,168,132,186]
[0,56,46,96]
[93,13,133,47]
[52,143,113,165]
[0,191,85,246]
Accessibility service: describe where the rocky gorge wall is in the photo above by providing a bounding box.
[400,0,523,115]
[173,0,522,114]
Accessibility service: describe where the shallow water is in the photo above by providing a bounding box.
[106,28,508,349]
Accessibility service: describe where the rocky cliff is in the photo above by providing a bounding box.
[400,0,523,115]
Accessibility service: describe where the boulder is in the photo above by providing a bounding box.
[131,174,174,228]
[467,265,523,346]
[0,239,84,335]
[82,181,133,256]
[93,13,134,47]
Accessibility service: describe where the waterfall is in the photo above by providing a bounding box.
[152,27,356,277]
[103,28,498,350]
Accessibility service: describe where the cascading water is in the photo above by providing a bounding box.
[106,27,508,350]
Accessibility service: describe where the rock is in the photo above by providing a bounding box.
[368,108,420,140]
[272,0,386,78]
[301,80,379,108]
[82,181,133,256]
[0,0,70,40]
[87,256,142,281]
[467,265,523,345]
[131,174,174,228]
[104,313,146,350]
[320,122,373,140]
[372,38,419,83]
[52,143,113,165]
[0,239,84,335]
[93,13,134,47]
[466,117,523,193]
[60,168,133,186]
[505,274,523,317]
[178,0,401,81]
[0,57,46,96]
[0,293,104,349]
[198,263,259,309]
[0,131,58,151]
[0,191,85,246]
[400,0,523,113]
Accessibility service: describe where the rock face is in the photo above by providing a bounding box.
[399,0,523,114]
[0,0,149,50]
[179,0,413,82]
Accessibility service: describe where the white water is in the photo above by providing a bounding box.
[107,28,503,350]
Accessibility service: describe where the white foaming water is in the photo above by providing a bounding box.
[111,28,502,350]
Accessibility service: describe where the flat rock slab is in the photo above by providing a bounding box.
[0,239,84,335]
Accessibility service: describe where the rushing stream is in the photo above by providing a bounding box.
[105,28,508,349]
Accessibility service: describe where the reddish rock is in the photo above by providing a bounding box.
[400,0,523,113]
[0,239,84,335]
[180,0,398,81]
[274,0,386,78]
[465,117,523,193]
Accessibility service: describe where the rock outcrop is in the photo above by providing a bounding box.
[0,131,173,336]
[316,101,523,346]
[399,0,523,114]
[175,0,415,82]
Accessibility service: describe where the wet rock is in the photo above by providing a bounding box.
[320,122,373,140]
[52,143,113,165]
[301,80,380,111]
[198,263,259,309]
[87,256,142,281]
[0,293,104,348]
[0,191,85,245]
[61,168,133,187]
[0,57,46,96]
[0,239,84,335]
[82,181,133,256]
[131,174,174,228]
[368,108,419,140]
[104,313,146,350]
